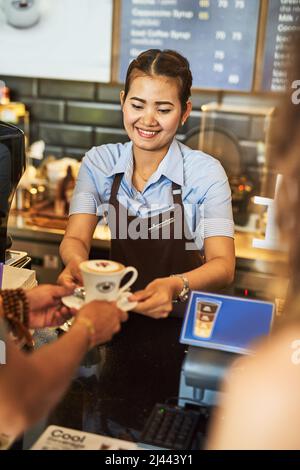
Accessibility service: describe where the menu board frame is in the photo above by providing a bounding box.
[253,0,270,92]
[257,0,300,94]
[111,0,123,84]
[113,0,266,93]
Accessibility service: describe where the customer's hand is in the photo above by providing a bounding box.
[57,259,83,289]
[76,300,128,345]
[26,284,74,328]
[130,277,181,319]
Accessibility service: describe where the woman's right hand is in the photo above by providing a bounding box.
[75,300,128,346]
[57,259,83,289]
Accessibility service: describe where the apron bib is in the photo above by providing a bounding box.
[98,172,203,429]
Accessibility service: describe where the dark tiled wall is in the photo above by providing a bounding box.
[2,75,222,159]
[1,75,279,190]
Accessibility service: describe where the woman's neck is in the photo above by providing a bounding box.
[132,145,169,175]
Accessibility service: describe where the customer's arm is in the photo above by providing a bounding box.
[58,213,99,287]
[0,301,126,441]
[0,320,91,439]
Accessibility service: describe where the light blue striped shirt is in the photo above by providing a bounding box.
[70,139,234,249]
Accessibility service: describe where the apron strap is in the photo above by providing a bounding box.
[109,173,123,207]
[171,182,183,207]
[171,182,200,254]
[110,176,184,209]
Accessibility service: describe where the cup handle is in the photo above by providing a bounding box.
[119,266,138,294]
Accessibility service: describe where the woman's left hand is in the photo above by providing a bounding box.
[26,284,75,328]
[129,277,181,319]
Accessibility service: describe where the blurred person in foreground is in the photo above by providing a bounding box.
[0,284,127,445]
[208,31,300,450]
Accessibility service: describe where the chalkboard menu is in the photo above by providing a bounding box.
[118,0,260,91]
[262,0,300,92]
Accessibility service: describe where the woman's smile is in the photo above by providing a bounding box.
[135,127,161,139]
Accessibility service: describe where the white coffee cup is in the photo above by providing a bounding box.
[79,259,138,303]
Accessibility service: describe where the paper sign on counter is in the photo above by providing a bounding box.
[31,425,141,451]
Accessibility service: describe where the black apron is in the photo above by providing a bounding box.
[99,173,203,430]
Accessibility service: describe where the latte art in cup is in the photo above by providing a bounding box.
[80,260,124,274]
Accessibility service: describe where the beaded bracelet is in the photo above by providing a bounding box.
[0,289,33,347]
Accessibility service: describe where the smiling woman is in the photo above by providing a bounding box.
[59,49,235,320]
[58,49,235,431]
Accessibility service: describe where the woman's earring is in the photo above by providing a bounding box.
[181,120,185,126]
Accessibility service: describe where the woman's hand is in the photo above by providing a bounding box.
[75,300,128,345]
[26,284,75,328]
[130,277,182,319]
[57,259,84,289]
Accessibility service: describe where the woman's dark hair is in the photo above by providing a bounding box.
[123,49,193,112]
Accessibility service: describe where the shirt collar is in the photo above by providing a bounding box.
[107,141,133,177]
[157,139,183,186]
[107,138,183,186]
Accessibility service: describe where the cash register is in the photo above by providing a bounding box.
[139,347,237,450]
[140,292,274,449]
[178,291,274,407]
[178,346,237,408]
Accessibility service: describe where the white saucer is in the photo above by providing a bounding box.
[61,291,137,312]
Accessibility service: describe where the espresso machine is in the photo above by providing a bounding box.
[0,121,26,262]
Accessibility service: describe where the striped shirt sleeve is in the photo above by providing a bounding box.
[69,156,101,215]
[201,160,234,239]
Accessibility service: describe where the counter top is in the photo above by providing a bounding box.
[8,213,110,249]
[234,231,286,263]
